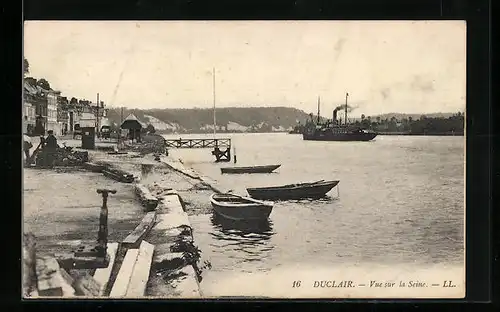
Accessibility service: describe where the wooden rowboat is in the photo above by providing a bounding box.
[209,193,274,221]
[220,164,281,174]
[246,180,339,200]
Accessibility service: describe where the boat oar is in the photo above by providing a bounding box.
[217,191,250,201]
[220,191,247,199]
[310,179,325,184]
[284,180,325,188]
[299,179,325,186]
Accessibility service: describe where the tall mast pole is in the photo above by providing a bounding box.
[96,93,100,134]
[345,92,349,125]
[213,67,216,139]
[119,107,123,149]
[317,96,320,123]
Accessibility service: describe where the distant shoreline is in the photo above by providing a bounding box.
[377,132,464,136]
[153,131,464,137]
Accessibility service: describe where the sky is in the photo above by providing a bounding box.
[24,21,466,117]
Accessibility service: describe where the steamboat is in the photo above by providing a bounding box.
[302,93,377,142]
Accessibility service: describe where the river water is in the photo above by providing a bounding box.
[164,133,465,298]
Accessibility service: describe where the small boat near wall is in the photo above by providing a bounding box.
[209,193,274,221]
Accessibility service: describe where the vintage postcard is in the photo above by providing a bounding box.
[22,20,465,299]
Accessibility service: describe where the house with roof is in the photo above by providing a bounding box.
[23,81,42,135]
[57,96,69,135]
[45,88,62,134]
[23,81,38,134]
[23,78,68,135]
[120,113,146,141]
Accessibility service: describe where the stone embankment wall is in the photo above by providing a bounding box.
[145,190,202,297]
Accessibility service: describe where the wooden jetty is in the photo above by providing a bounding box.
[164,138,231,162]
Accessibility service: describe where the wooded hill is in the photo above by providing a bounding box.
[106,107,313,133]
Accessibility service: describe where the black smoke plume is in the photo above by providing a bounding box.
[333,104,356,113]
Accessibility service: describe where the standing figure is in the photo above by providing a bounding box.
[44,130,59,168]
[23,134,33,165]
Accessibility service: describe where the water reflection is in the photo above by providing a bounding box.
[211,213,275,239]
[288,195,338,204]
[209,213,275,264]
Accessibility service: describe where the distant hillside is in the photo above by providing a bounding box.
[369,112,457,121]
[106,107,313,133]
[106,107,463,134]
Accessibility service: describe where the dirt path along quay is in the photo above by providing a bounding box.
[23,168,145,258]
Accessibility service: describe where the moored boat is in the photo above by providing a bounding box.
[246,180,339,200]
[209,193,274,221]
[220,164,281,174]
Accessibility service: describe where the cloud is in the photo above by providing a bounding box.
[24,21,464,114]
[333,38,347,62]
[410,75,435,92]
[380,88,391,99]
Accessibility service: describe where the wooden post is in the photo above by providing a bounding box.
[22,233,37,297]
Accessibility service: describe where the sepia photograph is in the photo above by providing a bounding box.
[22,21,465,299]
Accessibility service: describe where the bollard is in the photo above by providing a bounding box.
[96,189,116,256]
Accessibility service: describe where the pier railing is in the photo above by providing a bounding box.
[164,138,231,149]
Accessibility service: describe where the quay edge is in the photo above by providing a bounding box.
[93,151,204,298]
[145,192,202,298]
[158,155,230,194]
